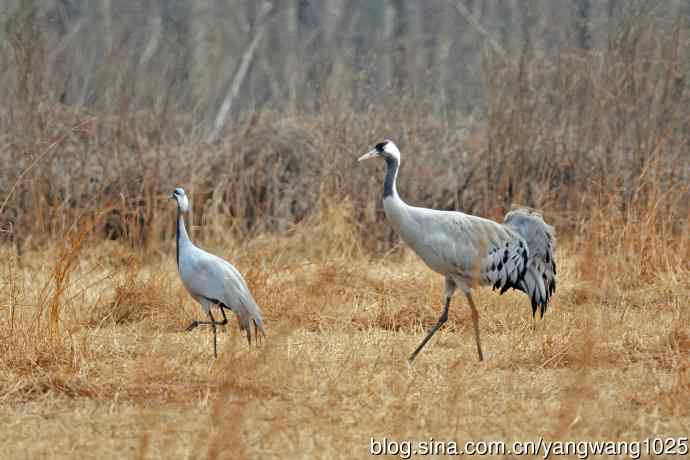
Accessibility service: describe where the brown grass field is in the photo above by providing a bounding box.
[0,195,688,459]
[1,2,690,458]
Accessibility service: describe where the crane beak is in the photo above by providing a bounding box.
[358,149,378,162]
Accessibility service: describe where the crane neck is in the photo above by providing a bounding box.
[176,208,191,268]
[383,156,400,200]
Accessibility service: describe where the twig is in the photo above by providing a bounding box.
[0,121,88,217]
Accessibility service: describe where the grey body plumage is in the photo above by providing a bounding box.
[171,187,266,357]
[358,141,556,363]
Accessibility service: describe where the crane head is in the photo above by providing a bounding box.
[171,187,190,213]
[358,139,400,162]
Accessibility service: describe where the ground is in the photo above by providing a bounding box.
[0,231,688,459]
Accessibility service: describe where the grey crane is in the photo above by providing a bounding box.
[171,187,266,357]
[358,140,556,363]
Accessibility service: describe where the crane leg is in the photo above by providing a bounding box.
[218,306,230,333]
[185,308,229,332]
[185,316,228,331]
[408,296,451,363]
[185,308,228,358]
[207,309,222,358]
[465,293,484,361]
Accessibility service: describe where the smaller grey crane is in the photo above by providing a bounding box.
[171,188,266,357]
[359,141,556,363]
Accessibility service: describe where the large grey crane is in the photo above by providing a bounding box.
[171,188,266,357]
[358,141,556,363]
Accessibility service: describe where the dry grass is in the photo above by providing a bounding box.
[0,198,688,459]
[2,3,688,252]
[0,3,688,457]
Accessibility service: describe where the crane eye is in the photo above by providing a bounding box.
[375,142,388,152]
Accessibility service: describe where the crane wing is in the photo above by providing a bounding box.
[409,208,528,290]
[504,206,557,317]
[183,248,266,342]
[480,233,529,295]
